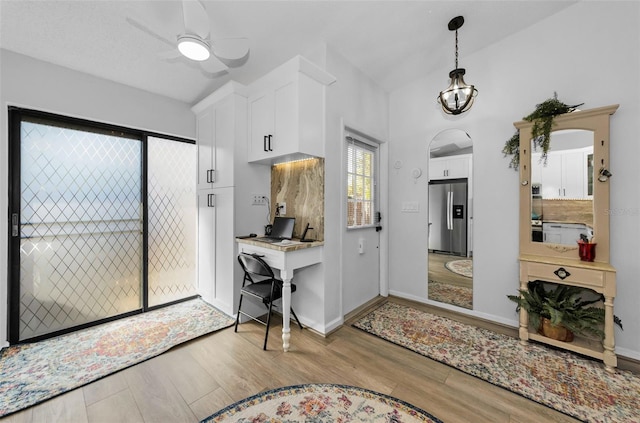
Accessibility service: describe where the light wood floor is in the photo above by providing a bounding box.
[428,252,473,289]
[3,297,591,423]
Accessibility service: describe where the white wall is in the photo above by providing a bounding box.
[0,49,195,346]
[389,1,640,359]
[322,45,389,329]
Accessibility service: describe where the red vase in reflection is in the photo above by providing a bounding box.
[578,241,597,262]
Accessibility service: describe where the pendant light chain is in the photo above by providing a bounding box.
[455,29,459,69]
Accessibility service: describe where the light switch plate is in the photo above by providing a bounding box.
[401,201,420,212]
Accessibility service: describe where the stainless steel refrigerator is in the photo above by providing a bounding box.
[428,178,468,256]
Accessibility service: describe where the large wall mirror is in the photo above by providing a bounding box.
[516,105,618,263]
[530,130,594,245]
[427,129,473,309]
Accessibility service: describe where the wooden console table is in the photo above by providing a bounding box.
[519,254,617,371]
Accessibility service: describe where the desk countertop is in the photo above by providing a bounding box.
[236,237,324,252]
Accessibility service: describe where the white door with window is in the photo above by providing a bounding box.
[343,132,380,314]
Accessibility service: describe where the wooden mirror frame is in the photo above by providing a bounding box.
[515,105,618,264]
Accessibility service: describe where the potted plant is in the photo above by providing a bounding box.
[508,281,623,342]
[502,93,583,169]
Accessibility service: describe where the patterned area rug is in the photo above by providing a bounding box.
[428,280,472,309]
[0,298,234,417]
[444,259,472,278]
[201,383,443,423]
[353,302,640,423]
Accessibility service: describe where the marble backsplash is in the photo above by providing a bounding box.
[271,158,324,241]
[538,199,593,224]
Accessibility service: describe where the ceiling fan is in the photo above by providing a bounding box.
[127,0,249,76]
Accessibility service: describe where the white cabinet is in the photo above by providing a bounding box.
[192,82,270,315]
[429,154,470,180]
[542,222,590,245]
[196,187,238,314]
[196,93,235,190]
[532,148,591,199]
[248,55,336,164]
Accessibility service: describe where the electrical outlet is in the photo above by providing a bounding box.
[252,195,267,206]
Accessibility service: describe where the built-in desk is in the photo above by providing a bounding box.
[236,238,324,351]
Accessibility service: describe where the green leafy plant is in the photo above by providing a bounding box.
[508,281,623,340]
[503,93,583,169]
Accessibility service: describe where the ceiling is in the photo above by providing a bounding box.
[0,1,576,105]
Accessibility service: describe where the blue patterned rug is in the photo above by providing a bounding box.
[202,383,443,423]
[0,298,234,417]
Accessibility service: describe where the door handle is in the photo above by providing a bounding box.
[207,193,215,207]
[447,191,453,230]
[11,213,19,237]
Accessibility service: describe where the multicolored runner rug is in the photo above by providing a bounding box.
[201,383,443,423]
[428,280,472,309]
[0,298,234,417]
[353,302,640,423]
[444,259,472,278]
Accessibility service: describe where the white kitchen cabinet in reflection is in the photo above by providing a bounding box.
[531,147,592,199]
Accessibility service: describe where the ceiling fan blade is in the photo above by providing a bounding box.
[211,37,250,61]
[181,0,210,38]
[200,55,229,73]
[157,49,182,60]
[126,17,175,49]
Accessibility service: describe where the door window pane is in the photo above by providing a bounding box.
[147,136,197,307]
[346,139,376,228]
[19,119,142,341]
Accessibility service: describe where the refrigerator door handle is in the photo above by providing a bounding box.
[447,190,453,230]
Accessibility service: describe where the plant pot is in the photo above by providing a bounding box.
[539,318,574,342]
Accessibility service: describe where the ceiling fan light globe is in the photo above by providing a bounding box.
[177,35,210,61]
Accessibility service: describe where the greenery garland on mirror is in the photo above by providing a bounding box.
[503,93,583,169]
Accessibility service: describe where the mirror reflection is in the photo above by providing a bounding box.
[530,129,594,245]
[428,129,473,309]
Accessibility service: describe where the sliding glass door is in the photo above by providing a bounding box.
[8,108,196,343]
[147,136,197,307]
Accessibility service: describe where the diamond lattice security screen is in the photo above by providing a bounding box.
[19,120,142,341]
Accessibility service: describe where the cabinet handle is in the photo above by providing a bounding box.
[263,135,268,152]
[268,134,273,151]
[206,169,215,183]
[207,193,215,208]
[554,267,571,280]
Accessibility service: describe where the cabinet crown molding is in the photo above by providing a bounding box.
[249,55,336,94]
[191,81,248,113]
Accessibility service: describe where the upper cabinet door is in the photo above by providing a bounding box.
[196,109,215,191]
[196,95,238,189]
[247,56,336,165]
[248,90,275,161]
[428,155,470,180]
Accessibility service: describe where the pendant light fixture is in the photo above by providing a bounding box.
[438,16,478,115]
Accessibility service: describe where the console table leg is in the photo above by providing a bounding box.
[603,295,617,371]
[518,275,530,344]
[281,271,292,352]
